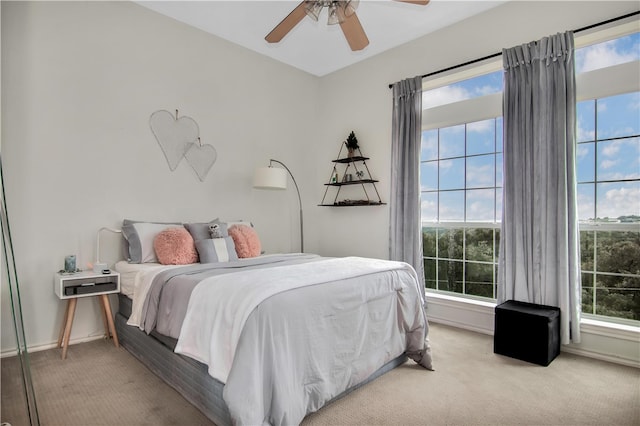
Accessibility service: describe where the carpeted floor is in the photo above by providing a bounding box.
[2,323,639,425]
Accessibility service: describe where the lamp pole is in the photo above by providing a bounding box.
[270,159,304,253]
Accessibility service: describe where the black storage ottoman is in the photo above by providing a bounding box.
[494,300,561,366]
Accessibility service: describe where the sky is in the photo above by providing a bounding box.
[421,32,640,223]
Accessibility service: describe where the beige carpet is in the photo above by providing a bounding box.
[2,323,639,425]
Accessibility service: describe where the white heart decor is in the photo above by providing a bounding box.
[185,142,217,182]
[149,109,217,181]
[150,110,199,171]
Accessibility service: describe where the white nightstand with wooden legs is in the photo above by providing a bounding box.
[54,271,120,360]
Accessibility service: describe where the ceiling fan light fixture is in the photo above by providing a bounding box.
[304,0,360,25]
[327,3,341,25]
[304,0,323,21]
[329,0,359,25]
[343,0,359,18]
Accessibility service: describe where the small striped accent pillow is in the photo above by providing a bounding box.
[195,237,239,263]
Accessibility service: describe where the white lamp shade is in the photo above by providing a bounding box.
[253,167,287,190]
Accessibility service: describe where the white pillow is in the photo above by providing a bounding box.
[122,219,180,263]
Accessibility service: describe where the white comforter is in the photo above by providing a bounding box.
[174,256,432,425]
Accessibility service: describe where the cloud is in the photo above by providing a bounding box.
[577,190,595,220]
[601,141,621,157]
[576,40,637,74]
[600,159,617,169]
[421,198,437,222]
[467,200,494,222]
[423,85,470,109]
[577,125,595,143]
[598,186,640,218]
[599,171,640,181]
[423,78,501,110]
[597,102,608,113]
[475,84,499,97]
[421,133,438,160]
[467,164,494,187]
[577,145,590,159]
[467,119,493,134]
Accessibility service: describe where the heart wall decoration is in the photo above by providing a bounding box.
[186,138,217,182]
[149,109,217,181]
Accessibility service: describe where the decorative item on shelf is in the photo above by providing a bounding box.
[64,255,77,273]
[335,199,376,206]
[345,131,359,158]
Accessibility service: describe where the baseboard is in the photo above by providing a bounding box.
[426,291,640,368]
[426,292,495,335]
[1,333,107,358]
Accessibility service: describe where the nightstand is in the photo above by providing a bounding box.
[54,270,121,359]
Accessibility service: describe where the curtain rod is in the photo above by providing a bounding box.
[388,10,639,89]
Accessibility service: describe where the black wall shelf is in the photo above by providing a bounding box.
[319,145,385,207]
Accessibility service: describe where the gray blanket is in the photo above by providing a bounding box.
[139,254,322,337]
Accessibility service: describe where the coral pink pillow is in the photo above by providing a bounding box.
[153,227,198,265]
[228,224,261,258]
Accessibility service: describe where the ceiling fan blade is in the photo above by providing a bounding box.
[394,0,430,5]
[265,1,307,43]
[339,13,369,51]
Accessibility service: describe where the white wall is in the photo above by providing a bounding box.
[2,1,639,354]
[1,1,319,352]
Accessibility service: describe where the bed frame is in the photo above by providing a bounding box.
[115,294,407,425]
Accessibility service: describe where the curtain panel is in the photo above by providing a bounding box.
[390,76,424,300]
[498,32,581,344]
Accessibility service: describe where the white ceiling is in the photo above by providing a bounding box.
[136,0,507,76]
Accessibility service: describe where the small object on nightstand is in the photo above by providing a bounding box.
[102,269,111,274]
[64,255,76,273]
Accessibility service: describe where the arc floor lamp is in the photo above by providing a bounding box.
[253,159,304,253]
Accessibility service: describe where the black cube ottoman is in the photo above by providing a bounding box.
[494,300,560,366]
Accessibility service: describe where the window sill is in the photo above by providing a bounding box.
[580,317,640,340]
[425,290,640,367]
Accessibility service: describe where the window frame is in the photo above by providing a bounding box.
[420,22,640,325]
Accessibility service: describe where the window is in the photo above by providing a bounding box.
[421,71,503,300]
[577,91,640,321]
[421,28,640,323]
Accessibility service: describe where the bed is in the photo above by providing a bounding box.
[113,219,433,425]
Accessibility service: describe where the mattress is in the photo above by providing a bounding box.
[115,295,407,426]
[114,260,178,298]
[118,294,177,350]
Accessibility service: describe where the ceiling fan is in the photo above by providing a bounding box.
[265,0,430,51]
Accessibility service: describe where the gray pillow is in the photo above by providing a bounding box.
[184,219,228,240]
[195,237,238,263]
[122,219,181,263]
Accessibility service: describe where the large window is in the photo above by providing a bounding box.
[421,115,503,299]
[421,28,640,323]
[421,70,503,300]
[577,91,640,321]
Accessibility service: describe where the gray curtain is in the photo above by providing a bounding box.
[390,76,424,300]
[498,32,581,344]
